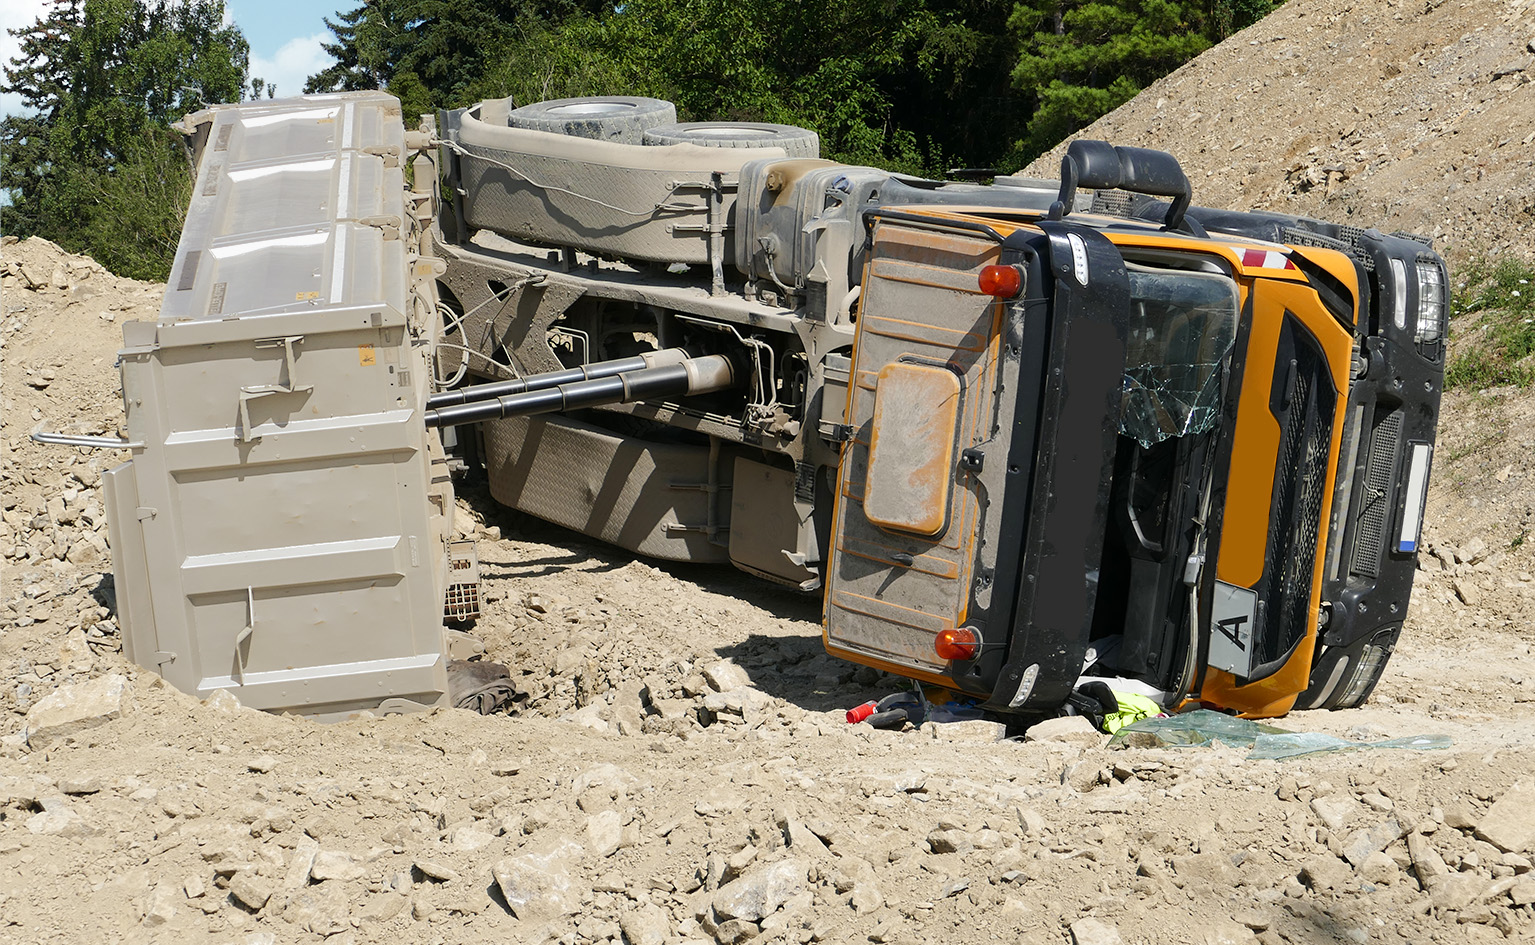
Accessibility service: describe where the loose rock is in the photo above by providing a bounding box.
[413,859,459,884]
[492,839,586,919]
[1024,715,1105,747]
[619,903,671,945]
[1475,782,1535,853]
[228,873,273,911]
[711,859,806,923]
[21,673,134,745]
[1071,917,1124,945]
[702,661,753,693]
[310,851,365,883]
[1341,820,1403,867]
[1310,794,1360,834]
[588,809,624,858]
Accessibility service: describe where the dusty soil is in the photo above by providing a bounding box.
[1025,0,1535,265]
[5,2,1535,941]
[4,239,1535,945]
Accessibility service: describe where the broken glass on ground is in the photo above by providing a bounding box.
[1108,708,1452,759]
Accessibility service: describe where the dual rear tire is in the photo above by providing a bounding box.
[507,96,675,144]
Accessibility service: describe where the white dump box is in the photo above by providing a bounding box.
[101,92,458,718]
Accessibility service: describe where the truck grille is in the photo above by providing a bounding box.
[1257,320,1337,667]
[1350,410,1403,580]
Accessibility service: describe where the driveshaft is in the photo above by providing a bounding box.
[426,348,692,409]
[423,353,737,428]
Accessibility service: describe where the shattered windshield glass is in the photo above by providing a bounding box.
[1119,266,1240,448]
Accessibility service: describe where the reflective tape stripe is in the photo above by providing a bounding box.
[1397,443,1431,553]
[1236,247,1297,270]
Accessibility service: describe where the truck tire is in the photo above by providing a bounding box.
[642,122,820,158]
[507,96,677,145]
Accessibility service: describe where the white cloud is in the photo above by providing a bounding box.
[247,32,331,101]
[2,1,337,112]
[0,0,51,115]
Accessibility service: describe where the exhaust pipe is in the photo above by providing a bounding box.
[427,348,692,409]
[424,353,737,429]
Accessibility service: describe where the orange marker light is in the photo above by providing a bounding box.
[934,626,980,661]
[978,265,1022,299]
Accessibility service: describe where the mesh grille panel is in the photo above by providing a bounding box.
[1350,410,1403,580]
[1283,224,1375,271]
[1090,191,1134,216]
[1256,322,1337,667]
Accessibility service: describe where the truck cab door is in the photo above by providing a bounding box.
[1199,272,1354,716]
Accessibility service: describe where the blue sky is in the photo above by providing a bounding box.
[227,0,349,100]
[0,0,349,113]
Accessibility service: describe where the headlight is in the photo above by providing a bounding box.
[1415,260,1446,344]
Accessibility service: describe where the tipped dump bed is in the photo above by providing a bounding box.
[104,92,456,719]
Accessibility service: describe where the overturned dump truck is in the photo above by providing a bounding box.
[42,90,1445,722]
[434,96,1445,720]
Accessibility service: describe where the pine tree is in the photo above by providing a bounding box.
[305,1,557,118]
[0,0,251,278]
[1010,0,1279,160]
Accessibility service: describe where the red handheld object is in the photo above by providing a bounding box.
[846,700,878,724]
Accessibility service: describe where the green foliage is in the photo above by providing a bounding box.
[1009,0,1279,161]
[1445,258,1535,389]
[315,0,1027,175]
[579,0,948,171]
[306,1,591,120]
[74,126,196,278]
[0,0,250,280]
[559,0,1031,173]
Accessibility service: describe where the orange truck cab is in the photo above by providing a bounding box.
[822,140,1445,720]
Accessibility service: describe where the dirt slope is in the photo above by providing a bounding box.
[5,2,1535,939]
[1025,0,1535,263]
[3,234,1535,944]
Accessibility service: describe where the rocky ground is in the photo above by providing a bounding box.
[4,230,1535,945]
[6,1,1535,942]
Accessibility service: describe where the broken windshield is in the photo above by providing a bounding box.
[1119,266,1240,448]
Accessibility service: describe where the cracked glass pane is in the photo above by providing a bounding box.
[1120,266,1240,448]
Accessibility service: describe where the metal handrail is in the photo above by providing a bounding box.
[31,425,141,450]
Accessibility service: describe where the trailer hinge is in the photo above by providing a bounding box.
[362,144,402,167]
[152,650,176,666]
[360,214,402,240]
[135,507,158,521]
[960,448,985,472]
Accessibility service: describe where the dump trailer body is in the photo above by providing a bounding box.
[100,92,459,719]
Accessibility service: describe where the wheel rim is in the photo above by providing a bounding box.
[545,102,638,116]
[686,127,777,139]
